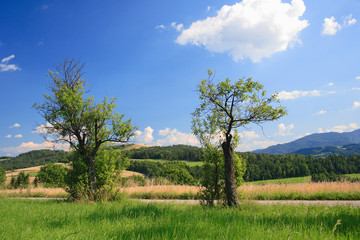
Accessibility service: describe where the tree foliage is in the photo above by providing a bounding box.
[36,163,68,188]
[0,166,5,186]
[9,171,30,189]
[33,59,136,201]
[193,70,286,206]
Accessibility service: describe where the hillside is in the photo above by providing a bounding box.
[0,149,69,171]
[293,143,360,157]
[253,129,360,154]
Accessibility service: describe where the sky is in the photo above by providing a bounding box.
[1,0,360,156]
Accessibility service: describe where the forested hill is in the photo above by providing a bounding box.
[293,143,360,157]
[253,129,360,154]
[0,149,70,171]
[123,144,203,161]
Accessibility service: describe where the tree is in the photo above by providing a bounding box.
[36,163,68,188]
[0,166,5,186]
[192,70,287,206]
[34,58,137,201]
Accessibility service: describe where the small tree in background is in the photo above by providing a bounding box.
[9,171,30,189]
[0,166,6,187]
[34,58,137,201]
[193,70,286,207]
[36,163,68,188]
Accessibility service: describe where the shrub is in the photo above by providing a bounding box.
[9,171,30,189]
[36,163,68,188]
[0,166,5,186]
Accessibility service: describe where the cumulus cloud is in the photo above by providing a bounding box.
[236,140,280,152]
[277,90,321,100]
[156,128,199,146]
[322,14,356,36]
[322,16,341,35]
[0,55,21,72]
[14,134,23,138]
[239,131,260,140]
[10,123,20,128]
[319,123,359,133]
[155,24,166,30]
[276,123,294,136]
[1,141,69,155]
[171,22,184,32]
[5,135,11,138]
[328,82,334,86]
[356,76,360,80]
[316,110,327,115]
[176,0,309,62]
[32,123,53,134]
[353,101,360,109]
[134,126,154,143]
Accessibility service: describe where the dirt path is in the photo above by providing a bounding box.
[139,199,360,207]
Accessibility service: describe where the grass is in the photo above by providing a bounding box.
[132,158,203,167]
[0,199,359,239]
[246,176,312,185]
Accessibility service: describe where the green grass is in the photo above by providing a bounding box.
[0,199,359,239]
[246,176,312,185]
[132,159,203,167]
[345,173,360,179]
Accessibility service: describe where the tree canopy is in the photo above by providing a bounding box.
[193,70,287,206]
[34,58,137,200]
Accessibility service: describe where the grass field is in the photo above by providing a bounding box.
[0,199,359,239]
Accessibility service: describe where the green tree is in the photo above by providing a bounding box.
[34,59,136,201]
[0,166,5,186]
[9,171,30,189]
[192,70,286,206]
[36,163,68,188]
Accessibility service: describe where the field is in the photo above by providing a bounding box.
[0,199,359,239]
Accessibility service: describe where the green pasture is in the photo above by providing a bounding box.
[0,199,359,240]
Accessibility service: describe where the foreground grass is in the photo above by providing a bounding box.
[0,199,359,240]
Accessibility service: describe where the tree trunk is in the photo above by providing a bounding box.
[222,140,239,207]
[87,155,97,200]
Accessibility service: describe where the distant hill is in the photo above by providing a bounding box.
[253,129,360,154]
[0,149,69,171]
[293,143,360,157]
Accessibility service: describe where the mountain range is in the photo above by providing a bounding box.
[253,129,360,155]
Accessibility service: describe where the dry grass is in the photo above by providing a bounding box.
[120,170,144,178]
[239,182,360,194]
[0,187,66,197]
[120,185,200,195]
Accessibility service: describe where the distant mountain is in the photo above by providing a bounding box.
[253,129,360,154]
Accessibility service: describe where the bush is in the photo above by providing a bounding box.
[9,171,30,189]
[0,166,5,186]
[36,163,68,188]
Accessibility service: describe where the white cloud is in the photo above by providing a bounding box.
[236,140,280,152]
[277,89,321,100]
[1,141,69,155]
[176,0,309,62]
[32,123,53,134]
[353,101,360,109]
[276,123,294,136]
[155,24,166,30]
[10,123,20,128]
[322,16,341,35]
[239,131,260,140]
[344,14,357,27]
[322,14,356,36]
[356,76,360,80]
[0,55,21,72]
[352,87,360,91]
[316,110,327,115]
[207,6,211,11]
[5,135,11,138]
[328,82,334,86]
[134,126,154,143]
[14,134,23,138]
[156,128,199,146]
[171,22,183,32]
[319,123,359,133]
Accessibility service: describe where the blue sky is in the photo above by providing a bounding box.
[1,0,360,156]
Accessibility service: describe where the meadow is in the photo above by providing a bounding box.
[0,199,359,240]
